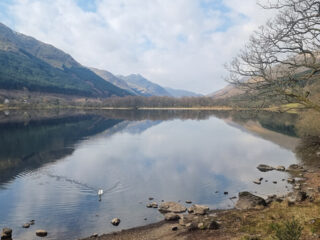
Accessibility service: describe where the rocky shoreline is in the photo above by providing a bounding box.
[80,163,320,240]
[2,162,318,240]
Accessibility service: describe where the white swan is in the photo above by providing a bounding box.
[98,189,104,201]
[98,189,104,196]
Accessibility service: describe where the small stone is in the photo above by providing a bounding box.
[257,164,274,172]
[273,181,277,184]
[185,200,192,204]
[36,230,48,237]
[186,222,197,231]
[146,203,152,208]
[276,166,286,171]
[287,178,295,183]
[224,192,228,195]
[253,180,261,185]
[198,222,205,230]
[23,223,30,228]
[148,197,154,200]
[229,196,237,200]
[151,202,158,208]
[144,218,147,221]
[90,233,98,238]
[30,220,35,225]
[171,226,178,231]
[111,218,121,226]
[206,219,220,230]
[164,213,180,221]
[287,197,295,206]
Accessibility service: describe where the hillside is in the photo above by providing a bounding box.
[164,87,202,97]
[117,74,171,97]
[208,84,244,99]
[0,23,130,98]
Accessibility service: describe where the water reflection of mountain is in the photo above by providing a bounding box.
[0,110,167,187]
[0,115,123,185]
[1,109,318,187]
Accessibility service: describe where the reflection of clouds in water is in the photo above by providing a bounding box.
[54,117,295,204]
[0,117,297,240]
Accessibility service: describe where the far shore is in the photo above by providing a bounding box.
[0,104,303,113]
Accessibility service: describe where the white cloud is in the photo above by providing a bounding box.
[2,0,275,94]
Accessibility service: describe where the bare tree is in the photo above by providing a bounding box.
[227,0,320,111]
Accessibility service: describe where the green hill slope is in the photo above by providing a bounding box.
[0,23,130,97]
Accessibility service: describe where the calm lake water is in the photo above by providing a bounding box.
[0,110,301,239]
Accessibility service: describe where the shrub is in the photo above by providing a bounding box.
[270,219,303,240]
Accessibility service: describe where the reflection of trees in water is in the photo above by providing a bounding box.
[294,111,320,167]
[296,136,320,167]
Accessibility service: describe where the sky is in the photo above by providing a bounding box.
[0,0,275,94]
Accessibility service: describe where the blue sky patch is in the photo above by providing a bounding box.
[76,0,97,12]
[0,0,15,27]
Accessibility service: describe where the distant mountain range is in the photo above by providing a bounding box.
[92,68,201,97]
[0,22,200,99]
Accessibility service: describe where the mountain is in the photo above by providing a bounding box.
[164,87,202,97]
[0,22,130,97]
[117,74,171,96]
[208,84,244,99]
[90,68,139,95]
[93,68,201,98]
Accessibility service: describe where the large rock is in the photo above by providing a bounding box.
[287,164,304,171]
[235,192,266,210]
[257,164,274,172]
[187,204,210,215]
[179,214,219,230]
[178,214,195,226]
[159,202,187,213]
[1,228,12,240]
[35,230,48,237]
[288,191,307,203]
